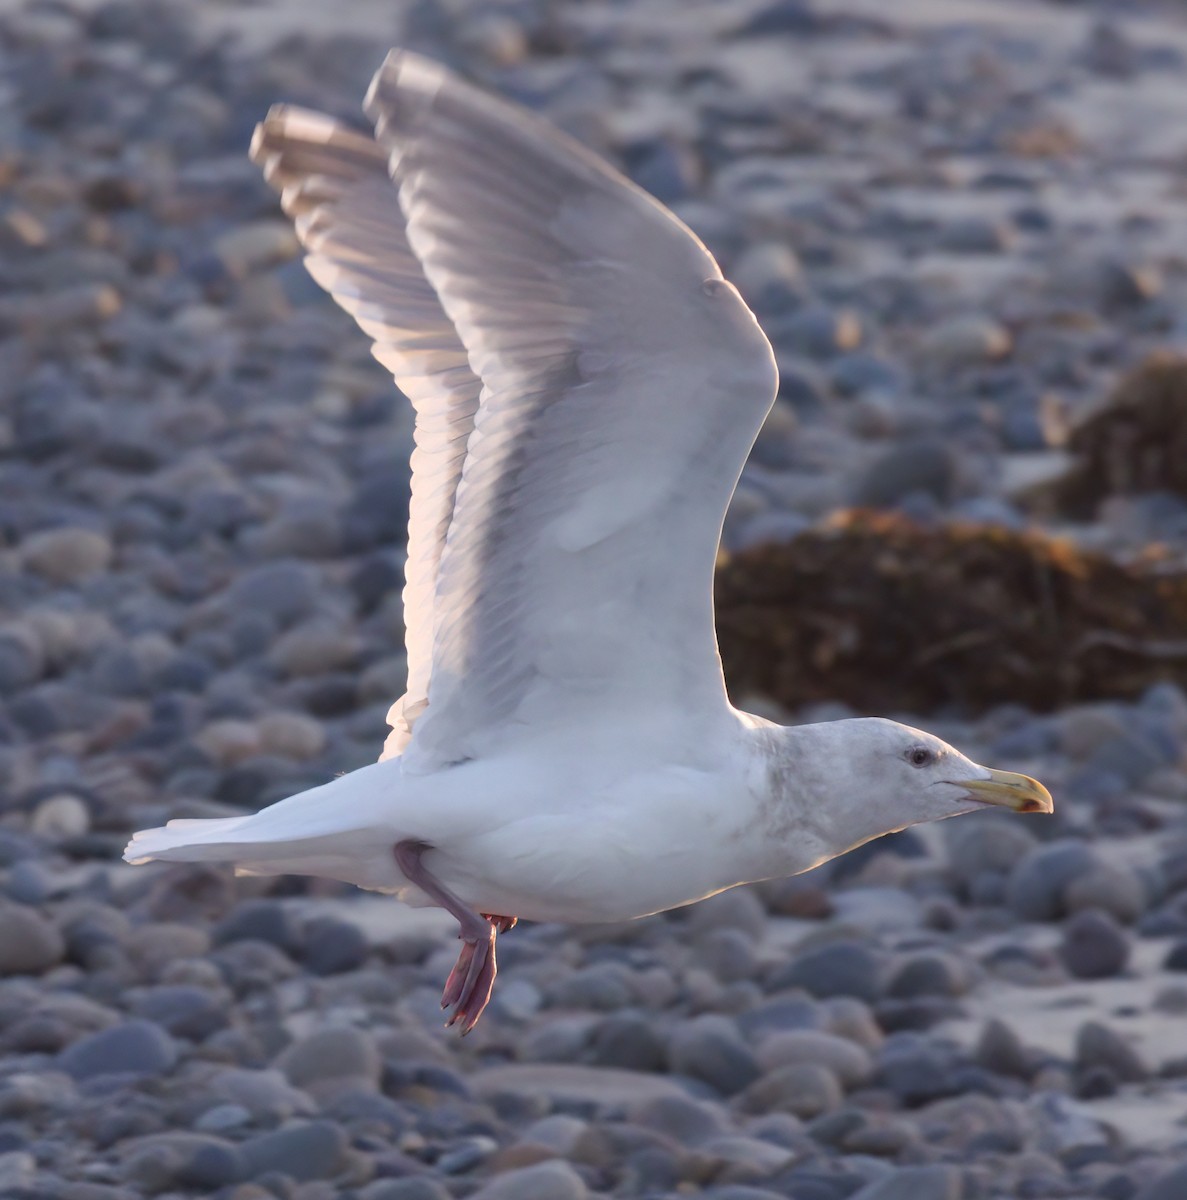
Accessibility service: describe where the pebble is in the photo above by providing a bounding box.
[588,1012,668,1071]
[257,710,328,760]
[0,621,46,691]
[19,527,113,584]
[919,315,1011,368]
[849,1165,963,1200]
[974,1018,1033,1081]
[853,442,958,509]
[132,984,228,1039]
[469,1161,587,1200]
[0,902,65,974]
[757,1030,872,1089]
[213,900,302,955]
[300,916,370,976]
[270,622,360,677]
[1007,841,1100,922]
[668,1015,761,1095]
[1063,865,1147,925]
[1135,1161,1187,1200]
[770,941,881,1002]
[1074,1021,1148,1084]
[209,1068,312,1123]
[239,1121,349,1181]
[222,561,319,627]
[360,1181,452,1200]
[1059,909,1130,979]
[885,952,968,998]
[30,793,92,839]
[57,1019,178,1081]
[275,1027,381,1089]
[741,1061,843,1118]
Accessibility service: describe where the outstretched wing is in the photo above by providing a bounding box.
[257,52,778,771]
[251,105,479,758]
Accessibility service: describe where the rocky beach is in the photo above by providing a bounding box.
[4,0,1187,1197]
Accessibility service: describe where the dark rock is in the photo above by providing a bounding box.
[1074,1021,1148,1083]
[588,1013,667,1071]
[550,961,635,1011]
[886,953,967,998]
[301,917,369,976]
[360,1179,452,1200]
[668,1015,761,1095]
[770,941,881,1002]
[974,1018,1033,1080]
[132,985,228,1040]
[631,1094,728,1145]
[343,463,413,551]
[213,900,302,955]
[1007,841,1099,922]
[937,216,1014,255]
[741,1062,843,1118]
[239,1120,348,1181]
[1135,1161,1187,1200]
[58,1019,178,1081]
[1060,909,1130,979]
[854,441,958,509]
[849,1165,962,1200]
[877,1034,966,1105]
[830,352,903,398]
[469,1160,587,1200]
[737,0,819,36]
[223,561,319,628]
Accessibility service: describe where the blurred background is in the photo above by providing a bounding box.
[3,0,1187,1197]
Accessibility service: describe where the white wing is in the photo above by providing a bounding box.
[250,105,480,758]
[258,52,778,771]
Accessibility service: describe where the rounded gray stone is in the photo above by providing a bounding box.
[1007,841,1100,922]
[469,1160,587,1200]
[850,1164,962,1200]
[360,1179,452,1200]
[239,1120,348,1181]
[773,940,881,1002]
[20,527,113,584]
[1074,1021,1148,1082]
[1060,909,1130,979]
[1135,1161,1187,1200]
[668,1015,761,1095]
[757,1029,873,1089]
[58,1019,177,1081]
[275,1027,380,1088]
[0,903,64,975]
[742,1061,843,1118]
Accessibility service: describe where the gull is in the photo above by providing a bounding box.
[124,51,1052,1032]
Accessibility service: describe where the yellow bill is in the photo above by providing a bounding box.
[961,768,1053,814]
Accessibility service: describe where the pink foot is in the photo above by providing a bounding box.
[442,922,498,1033]
[393,840,512,1034]
[482,913,518,934]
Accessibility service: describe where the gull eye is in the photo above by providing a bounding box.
[907,746,934,768]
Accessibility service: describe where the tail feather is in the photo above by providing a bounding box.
[123,815,258,865]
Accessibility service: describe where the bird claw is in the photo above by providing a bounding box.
[442,922,497,1033]
[482,913,518,934]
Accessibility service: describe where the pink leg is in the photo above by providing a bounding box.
[483,914,518,934]
[394,840,506,1033]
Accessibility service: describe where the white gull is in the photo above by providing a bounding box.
[125,50,1052,1032]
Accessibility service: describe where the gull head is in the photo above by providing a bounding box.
[855,718,1052,821]
[762,716,1053,869]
